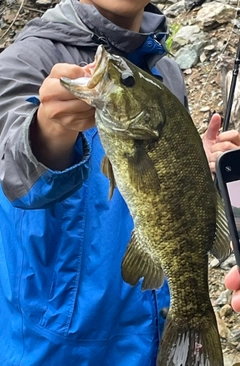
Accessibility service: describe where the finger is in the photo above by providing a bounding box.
[42,100,95,120]
[208,149,238,173]
[208,149,234,172]
[82,61,95,74]
[41,64,91,102]
[210,141,240,154]
[205,113,222,141]
[216,130,240,145]
[231,290,240,312]
[42,99,94,120]
[39,78,84,102]
[209,161,216,173]
[208,151,223,163]
[49,63,88,79]
[54,114,95,132]
[225,265,240,290]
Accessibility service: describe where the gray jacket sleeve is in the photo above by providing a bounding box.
[0,39,90,208]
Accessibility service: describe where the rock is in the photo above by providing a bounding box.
[210,253,236,270]
[200,44,217,62]
[228,328,240,342]
[231,18,240,28]
[183,68,192,75]
[219,304,232,318]
[0,18,8,29]
[225,358,240,366]
[213,289,232,306]
[171,25,206,52]
[5,0,16,6]
[215,311,232,339]
[196,1,236,30]
[220,253,236,270]
[164,0,185,17]
[210,257,220,268]
[2,9,17,23]
[200,106,210,112]
[36,0,52,5]
[174,42,206,69]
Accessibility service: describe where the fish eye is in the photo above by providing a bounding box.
[120,72,135,87]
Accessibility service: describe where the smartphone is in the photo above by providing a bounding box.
[216,149,240,267]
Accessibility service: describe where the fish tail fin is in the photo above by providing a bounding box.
[157,310,223,366]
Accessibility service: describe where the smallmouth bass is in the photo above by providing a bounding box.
[61,45,230,366]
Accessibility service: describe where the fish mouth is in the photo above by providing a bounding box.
[86,45,108,89]
[67,45,108,90]
[60,45,109,105]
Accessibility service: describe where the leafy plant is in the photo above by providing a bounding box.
[166,23,181,52]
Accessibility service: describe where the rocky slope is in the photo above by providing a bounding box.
[1,0,240,364]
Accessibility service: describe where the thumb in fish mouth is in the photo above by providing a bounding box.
[60,76,105,110]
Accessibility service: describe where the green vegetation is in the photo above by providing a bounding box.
[166,23,181,53]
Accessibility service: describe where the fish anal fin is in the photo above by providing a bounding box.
[211,192,231,263]
[157,310,223,366]
[101,155,116,200]
[121,230,164,290]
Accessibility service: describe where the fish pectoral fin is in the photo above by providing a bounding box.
[121,230,164,290]
[101,155,116,200]
[126,142,160,193]
[157,310,223,366]
[210,192,231,263]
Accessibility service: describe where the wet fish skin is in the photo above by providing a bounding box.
[60,45,230,366]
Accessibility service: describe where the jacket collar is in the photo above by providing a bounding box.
[74,1,168,53]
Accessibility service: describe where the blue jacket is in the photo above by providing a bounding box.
[0,1,187,365]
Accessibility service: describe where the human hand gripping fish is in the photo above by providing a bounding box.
[60,45,231,366]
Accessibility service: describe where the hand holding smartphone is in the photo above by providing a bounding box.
[216,149,240,267]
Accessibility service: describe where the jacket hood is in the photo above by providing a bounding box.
[16,0,168,54]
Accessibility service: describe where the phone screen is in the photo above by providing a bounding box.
[216,149,240,266]
[226,180,240,243]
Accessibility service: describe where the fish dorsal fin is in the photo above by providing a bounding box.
[210,192,231,263]
[121,230,164,290]
[101,156,116,200]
